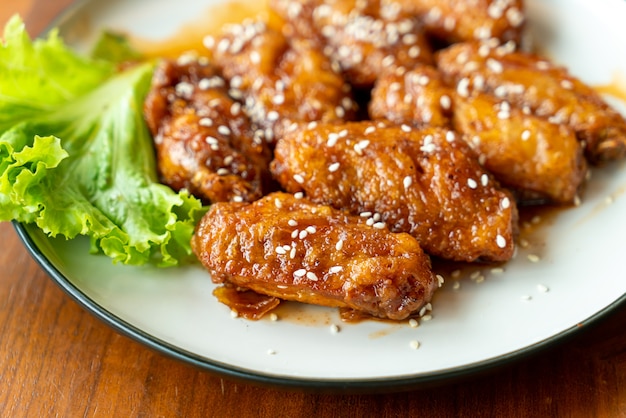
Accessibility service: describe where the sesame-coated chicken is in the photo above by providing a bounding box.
[206,21,355,145]
[388,0,525,44]
[143,58,273,203]
[270,0,434,87]
[452,91,587,204]
[436,41,626,164]
[191,192,439,320]
[369,63,587,204]
[369,64,453,127]
[271,122,518,262]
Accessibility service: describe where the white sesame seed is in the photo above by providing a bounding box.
[230,310,239,318]
[218,125,231,136]
[293,269,306,278]
[453,281,461,290]
[364,126,376,135]
[330,324,340,334]
[216,168,229,176]
[269,313,278,321]
[440,95,451,110]
[457,78,470,97]
[372,222,386,229]
[467,178,478,189]
[486,58,503,74]
[521,130,531,141]
[537,284,550,293]
[403,176,413,189]
[267,349,276,355]
[306,271,318,281]
[436,274,445,287]
[527,254,540,263]
[481,174,489,186]
[360,211,372,217]
[421,314,432,321]
[232,196,243,203]
[491,267,504,274]
[275,246,287,255]
[199,118,213,127]
[299,230,308,239]
[294,192,303,199]
[293,174,305,184]
[520,295,532,301]
[291,229,299,239]
[250,51,261,64]
[335,239,344,251]
[408,318,419,328]
[327,133,339,147]
[409,340,421,350]
[328,162,340,172]
[288,219,298,227]
[305,226,317,234]
[366,218,375,226]
[401,124,412,133]
[496,234,507,248]
[501,197,510,209]
[290,247,296,259]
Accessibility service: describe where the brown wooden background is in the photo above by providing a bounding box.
[2,1,626,417]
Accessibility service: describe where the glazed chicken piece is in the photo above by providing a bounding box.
[452,91,587,204]
[206,21,355,145]
[192,192,439,321]
[436,41,626,164]
[271,122,518,262]
[144,58,273,203]
[369,64,453,127]
[388,0,525,44]
[270,0,434,87]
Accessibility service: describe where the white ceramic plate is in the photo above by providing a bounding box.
[16,0,626,390]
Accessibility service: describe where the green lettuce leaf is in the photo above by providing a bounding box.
[0,16,207,267]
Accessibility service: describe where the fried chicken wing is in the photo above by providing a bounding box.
[192,192,439,320]
[271,0,434,87]
[143,58,273,203]
[271,122,518,262]
[369,64,453,127]
[206,21,355,145]
[389,0,525,44]
[436,41,626,163]
[452,91,587,204]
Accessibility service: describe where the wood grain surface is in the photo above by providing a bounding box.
[2,2,626,417]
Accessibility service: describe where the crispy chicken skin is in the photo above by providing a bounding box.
[191,192,439,320]
[369,64,453,127]
[436,41,626,164]
[388,0,525,44]
[144,58,273,203]
[206,21,355,145]
[271,122,517,262]
[270,0,434,87]
[453,91,587,204]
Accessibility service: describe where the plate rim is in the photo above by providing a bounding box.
[11,0,626,392]
[13,220,626,391]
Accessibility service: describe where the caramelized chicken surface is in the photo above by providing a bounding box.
[452,91,587,204]
[206,21,355,145]
[270,0,434,87]
[389,0,525,44]
[436,41,626,163]
[144,58,273,203]
[192,192,439,320]
[369,64,453,127]
[271,122,518,262]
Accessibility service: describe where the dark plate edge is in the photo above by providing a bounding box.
[13,221,626,393]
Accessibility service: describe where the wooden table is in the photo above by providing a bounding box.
[2,2,626,417]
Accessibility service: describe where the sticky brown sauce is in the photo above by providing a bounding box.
[594,73,626,104]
